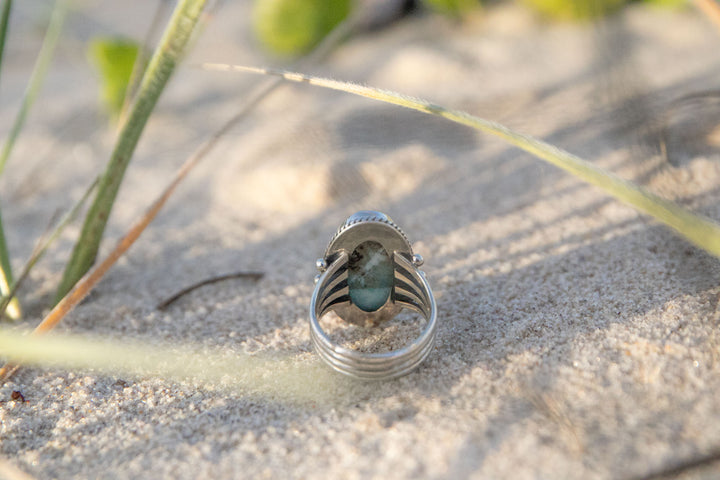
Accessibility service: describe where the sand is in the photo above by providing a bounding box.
[2,1,720,478]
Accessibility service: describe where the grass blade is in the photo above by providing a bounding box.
[0,0,68,176]
[0,328,334,403]
[0,0,13,82]
[203,64,720,258]
[120,0,173,123]
[0,208,20,320]
[55,0,208,303]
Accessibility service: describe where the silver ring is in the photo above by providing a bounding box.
[309,211,437,380]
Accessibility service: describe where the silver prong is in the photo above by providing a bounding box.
[412,254,424,267]
[314,274,322,285]
[316,258,327,272]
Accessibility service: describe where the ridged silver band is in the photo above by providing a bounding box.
[309,252,437,380]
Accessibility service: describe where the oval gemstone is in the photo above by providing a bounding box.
[347,241,394,312]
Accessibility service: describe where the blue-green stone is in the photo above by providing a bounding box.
[347,241,394,312]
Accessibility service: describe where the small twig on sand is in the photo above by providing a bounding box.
[156,271,264,310]
[630,448,720,480]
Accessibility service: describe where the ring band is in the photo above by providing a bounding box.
[309,211,437,380]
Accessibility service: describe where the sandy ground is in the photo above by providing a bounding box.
[2,1,720,478]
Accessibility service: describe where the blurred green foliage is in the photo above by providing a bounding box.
[87,37,140,119]
[521,0,629,20]
[253,0,352,56]
[421,0,479,16]
[642,0,687,9]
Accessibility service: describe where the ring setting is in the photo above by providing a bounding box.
[309,211,437,380]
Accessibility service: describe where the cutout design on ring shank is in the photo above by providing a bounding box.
[310,211,437,380]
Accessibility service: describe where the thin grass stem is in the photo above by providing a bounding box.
[0,207,19,319]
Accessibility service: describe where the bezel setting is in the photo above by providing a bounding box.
[321,211,414,326]
[309,210,437,379]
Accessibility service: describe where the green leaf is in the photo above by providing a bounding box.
[253,0,352,56]
[87,37,140,120]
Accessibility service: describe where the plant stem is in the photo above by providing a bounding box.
[0,0,68,176]
[54,0,207,303]
[0,0,15,320]
[0,0,13,82]
[0,207,19,319]
[119,0,173,124]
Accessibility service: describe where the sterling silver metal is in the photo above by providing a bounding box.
[310,211,437,380]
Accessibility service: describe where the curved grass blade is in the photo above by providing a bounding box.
[0,0,68,176]
[202,64,720,258]
[55,0,208,303]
